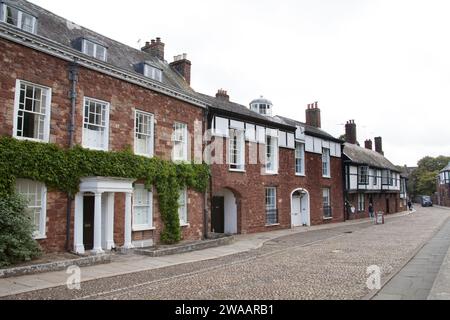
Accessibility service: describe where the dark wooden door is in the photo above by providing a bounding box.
[211,196,225,234]
[386,199,390,214]
[83,195,95,250]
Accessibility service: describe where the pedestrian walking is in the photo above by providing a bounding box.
[368,202,375,220]
[408,199,413,211]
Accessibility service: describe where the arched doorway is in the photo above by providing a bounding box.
[212,188,238,234]
[291,188,310,227]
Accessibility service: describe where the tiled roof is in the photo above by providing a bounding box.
[343,143,400,172]
[4,0,195,94]
[275,115,342,142]
[196,93,296,130]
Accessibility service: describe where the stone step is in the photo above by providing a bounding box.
[134,235,235,257]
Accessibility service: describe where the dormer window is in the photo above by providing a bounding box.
[82,39,107,61]
[144,64,163,82]
[0,3,37,33]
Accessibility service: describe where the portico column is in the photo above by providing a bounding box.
[123,192,134,249]
[74,193,85,254]
[105,192,115,250]
[92,192,104,254]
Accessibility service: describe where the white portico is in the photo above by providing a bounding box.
[74,177,136,255]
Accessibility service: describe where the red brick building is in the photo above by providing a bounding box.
[437,163,450,207]
[0,0,208,253]
[342,121,404,219]
[203,94,345,234]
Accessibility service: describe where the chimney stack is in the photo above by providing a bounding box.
[375,137,384,155]
[141,37,165,60]
[305,101,321,128]
[365,139,373,150]
[345,120,357,144]
[216,89,230,101]
[170,53,192,85]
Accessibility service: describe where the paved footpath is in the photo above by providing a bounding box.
[1,207,450,300]
[373,213,450,300]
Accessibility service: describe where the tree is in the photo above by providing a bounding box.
[0,193,42,268]
[409,155,450,198]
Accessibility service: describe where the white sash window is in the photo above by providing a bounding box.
[82,98,110,151]
[134,110,154,157]
[178,189,188,226]
[173,122,188,161]
[132,185,153,231]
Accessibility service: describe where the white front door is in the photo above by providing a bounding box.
[300,195,310,226]
[291,195,302,227]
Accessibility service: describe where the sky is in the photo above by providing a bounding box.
[29,0,450,167]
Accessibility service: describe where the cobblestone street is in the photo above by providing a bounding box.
[4,207,450,300]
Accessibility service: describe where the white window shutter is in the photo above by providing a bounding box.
[287,133,295,149]
[230,120,245,130]
[279,131,287,147]
[256,126,266,143]
[214,117,229,137]
[245,123,256,141]
[313,137,323,154]
[305,136,314,152]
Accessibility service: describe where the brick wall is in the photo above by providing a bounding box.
[0,39,205,252]
[211,137,344,234]
[346,192,402,220]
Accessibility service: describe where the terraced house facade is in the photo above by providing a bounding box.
[0,0,208,253]
[342,121,404,219]
[1,0,347,254]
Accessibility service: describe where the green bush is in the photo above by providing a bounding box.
[0,193,42,268]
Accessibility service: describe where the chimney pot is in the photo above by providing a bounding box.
[345,120,357,144]
[375,137,384,155]
[216,89,230,101]
[305,102,321,128]
[365,139,373,150]
[170,53,192,85]
[142,37,165,60]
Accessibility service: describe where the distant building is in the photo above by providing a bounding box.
[437,162,450,207]
[342,121,403,219]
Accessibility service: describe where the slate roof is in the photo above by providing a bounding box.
[3,0,195,94]
[196,93,295,130]
[343,142,400,172]
[440,162,450,173]
[275,115,342,143]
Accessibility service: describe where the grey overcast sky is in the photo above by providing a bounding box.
[29,0,450,167]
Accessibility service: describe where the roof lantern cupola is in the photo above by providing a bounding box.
[249,96,273,117]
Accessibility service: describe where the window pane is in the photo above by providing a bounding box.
[6,6,19,26]
[173,123,187,161]
[133,185,152,228]
[21,13,34,33]
[15,179,44,236]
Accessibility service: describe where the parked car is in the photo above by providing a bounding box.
[420,196,433,207]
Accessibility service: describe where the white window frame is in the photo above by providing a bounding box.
[144,64,163,82]
[134,109,154,157]
[229,128,245,172]
[82,97,110,151]
[1,3,37,33]
[178,188,188,226]
[323,188,332,219]
[295,142,305,176]
[358,166,369,185]
[13,80,52,143]
[265,135,279,174]
[15,179,47,239]
[82,39,107,61]
[357,193,365,212]
[322,148,331,178]
[132,184,154,231]
[265,187,278,225]
[172,122,188,162]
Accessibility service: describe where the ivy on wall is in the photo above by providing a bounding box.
[0,137,210,244]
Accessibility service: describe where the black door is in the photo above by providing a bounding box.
[386,199,390,214]
[83,195,95,250]
[211,196,225,234]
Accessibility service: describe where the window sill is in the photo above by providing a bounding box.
[135,153,154,158]
[14,136,49,144]
[295,173,306,177]
[265,223,280,227]
[132,226,155,232]
[180,223,190,228]
[323,217,333,221]
[322,176,332,179]
[265,171,279,176]
[33,235,47,240]
[82,145,109,152]
[229,168,246,173]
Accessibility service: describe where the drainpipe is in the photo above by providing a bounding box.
[203,106,211,240]
[66,61,79,251]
